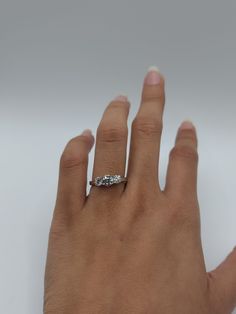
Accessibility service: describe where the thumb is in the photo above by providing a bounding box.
[208,247,236,314]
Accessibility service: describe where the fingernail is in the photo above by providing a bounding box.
[113,95,129,102]
[144,66,161,85]
[81,129,95,146]
[179,120,195,130]
[81,128,93,137]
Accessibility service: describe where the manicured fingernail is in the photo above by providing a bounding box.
[81,128,93,137]
[179,120,195,130]
[113,95,129,102]
[81,129,95,146]
[144,66,161,85]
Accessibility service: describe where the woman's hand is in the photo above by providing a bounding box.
[44,68,236,314]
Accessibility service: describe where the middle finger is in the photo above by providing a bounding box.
[126,67,165,193]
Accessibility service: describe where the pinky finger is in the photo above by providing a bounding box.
[55,129,95,217]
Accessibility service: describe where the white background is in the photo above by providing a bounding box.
[1,0,236,313]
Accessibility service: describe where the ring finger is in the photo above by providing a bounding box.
[88,95,130,200]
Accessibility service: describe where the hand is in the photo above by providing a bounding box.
[44,67,236,314]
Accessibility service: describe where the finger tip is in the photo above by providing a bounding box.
[144,65,164,85]
[179,120,196,131]
[147,65,161,73]
[81,129,95,146]
[147,65,165,81]
[112,95,131,110]
[113,95,129,102]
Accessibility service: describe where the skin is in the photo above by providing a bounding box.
[44,69,236,314]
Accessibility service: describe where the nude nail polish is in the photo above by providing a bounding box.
[179,120,195,130]
[81,129,93,137]
[113,95,129,102]
[81,129,95,146]
[144,66,161,85]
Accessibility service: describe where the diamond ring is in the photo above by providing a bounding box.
[89,174,128,187]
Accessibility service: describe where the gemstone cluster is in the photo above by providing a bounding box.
[94,175,122,187]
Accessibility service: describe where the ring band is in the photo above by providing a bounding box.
[89,174,128,187]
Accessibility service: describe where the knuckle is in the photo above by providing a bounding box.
[166,204,198,230]
[167,205,188,224]
[132,116,163,136]
[142,94,163,103]
[178,128,197,139]
[60,153,88,170]
[178,129,198,143]
[60,136,88,169]
[170,145,198,161]
[97,123,127,143]
[49,221,66,240]
[108,101,129,110]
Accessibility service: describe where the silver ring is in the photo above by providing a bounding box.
[89,174,128,187]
